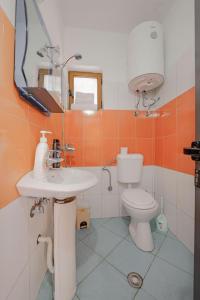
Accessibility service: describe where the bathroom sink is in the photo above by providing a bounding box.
[17,168,98,199]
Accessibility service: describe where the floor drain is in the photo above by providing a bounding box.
[127,272,143,289]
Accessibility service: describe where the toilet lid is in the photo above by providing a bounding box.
[122,189,156,210]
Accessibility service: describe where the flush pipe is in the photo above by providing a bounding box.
[102,167,113,191]
[37,235,54,274]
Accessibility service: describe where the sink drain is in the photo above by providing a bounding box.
[127,272,143,289]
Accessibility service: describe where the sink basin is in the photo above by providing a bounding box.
[17,168,98,199]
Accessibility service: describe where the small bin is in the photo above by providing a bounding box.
[76,207,90,230]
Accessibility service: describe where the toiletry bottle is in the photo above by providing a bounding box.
[52,139,61,168]
[33,131,52,180]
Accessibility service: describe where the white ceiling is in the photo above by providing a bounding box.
[59,0,174,33]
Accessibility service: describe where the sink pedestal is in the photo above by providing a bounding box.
[17,167,98,299]
[54,197,77,300]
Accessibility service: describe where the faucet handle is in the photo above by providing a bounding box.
[64,144,75,152]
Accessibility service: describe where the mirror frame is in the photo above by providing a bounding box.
[14,0,64,114]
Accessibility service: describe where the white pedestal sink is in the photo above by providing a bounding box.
[17,167,98,300]
[17,168,97,199]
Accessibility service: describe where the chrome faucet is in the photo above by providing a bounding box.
[47,150,63,168]
[30,198,47,218]
[64,144,76,153]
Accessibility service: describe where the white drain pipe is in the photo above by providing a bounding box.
[38,236,54,274]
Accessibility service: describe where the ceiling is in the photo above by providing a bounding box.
[59,0,174,33]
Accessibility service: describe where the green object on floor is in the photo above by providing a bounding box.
[156,197,168,233]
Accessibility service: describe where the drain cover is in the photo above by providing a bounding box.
[127,272,143,289]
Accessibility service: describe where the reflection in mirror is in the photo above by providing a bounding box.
[23,0,50,87]
[14,0,63,114]
[68,71,102,110]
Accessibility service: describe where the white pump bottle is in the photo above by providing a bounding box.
[33,131,52,180]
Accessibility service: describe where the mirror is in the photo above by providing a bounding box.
[14,0,64,114]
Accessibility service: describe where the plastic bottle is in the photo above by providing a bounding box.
[33,131,52,180]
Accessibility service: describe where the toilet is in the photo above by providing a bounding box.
[117,153,159,252]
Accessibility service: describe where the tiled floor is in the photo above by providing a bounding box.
[37,217,194,300]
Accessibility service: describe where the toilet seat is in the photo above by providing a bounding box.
[122,188,156,210]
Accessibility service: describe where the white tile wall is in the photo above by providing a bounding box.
[156,64,177,109]
[156,0,195,109]
[6,265,29,300]
[0,197,29,300]
[0,197,53,300]
[176,46,195,96]
[177,172,195,219]
[116,82,135,110]
[162,169,177,206]
[102,81,117,109]
[154,166,195,253]
[164,200,177,235]
[177,209,195,253]
[154,166,164,200]
[102,194,120,218]
[97,80,136,110]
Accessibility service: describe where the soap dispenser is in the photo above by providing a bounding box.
[33,130,52,180]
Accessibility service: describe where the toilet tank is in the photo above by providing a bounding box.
[117,153,143,183]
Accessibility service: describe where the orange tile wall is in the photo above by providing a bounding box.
[0,9,62,208]
[64,110,155,167]
[64,87,195,176]
[155,87,195,175]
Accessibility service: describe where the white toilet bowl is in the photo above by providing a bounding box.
[122,188,159,252]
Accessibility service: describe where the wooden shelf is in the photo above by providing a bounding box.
[26,87,64,113]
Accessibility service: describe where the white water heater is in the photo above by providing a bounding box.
[128,21,164,93]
